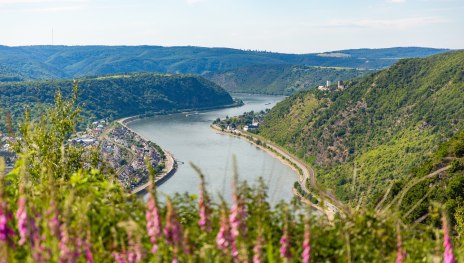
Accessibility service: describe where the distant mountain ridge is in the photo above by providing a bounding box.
[257,50,464,201]
[205,64,371,95]
[0,45,449,82]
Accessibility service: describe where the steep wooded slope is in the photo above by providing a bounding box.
[205,64,370,95]
[258,51,464,200]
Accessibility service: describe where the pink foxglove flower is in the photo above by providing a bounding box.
[15,194,44,261]
[127,249,136,263]
[229,177,246,261]
[229,204,240,260]
[442,215,456,263]
[183,230,192,255]
[252,230,264,263]
[198,172,211,232]
[113,243,142,263]
[59,222,75,263]
[126,232,142,263]
[395,225,405,263]
[16,196,28,246]
[133,241,142,262]
[145,184,161,254]
[74,235,93,263]
[112,251,128,263]
[84,242,93,263]
[216,206,231,253]
[0,198,14,247]
[279,225,292,261]
[47,199,60,238]
[31,217,48,263]
[163,199,183,262]
[83,230,93,263]
[163,198,182,247]
[0,180,14,263]
[302,221,311,263]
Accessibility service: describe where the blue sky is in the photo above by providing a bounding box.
[0,0,462,53]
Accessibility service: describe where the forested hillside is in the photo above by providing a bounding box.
[206,64,370,94]
[0,65,28,82]
[258,51,464,202]
[0,73,233,131]
[0,46,447,81]
[385,129,464,225]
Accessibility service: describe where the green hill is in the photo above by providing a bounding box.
[0,46,448,81]
[205,64,370,95]
[0,72,234,131]
[385,129,464,224]
[257,51,464,202]
[0,65,28,82]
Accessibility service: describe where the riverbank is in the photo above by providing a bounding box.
[114,100,244,195]
[115,119,177,195]
[120,100,244,126]
[211,124,339,220]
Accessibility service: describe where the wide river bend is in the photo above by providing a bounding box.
[129,94,298,204]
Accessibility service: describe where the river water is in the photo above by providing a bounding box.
[128,94,298,204]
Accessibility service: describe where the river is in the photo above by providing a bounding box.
[128,94,298,204]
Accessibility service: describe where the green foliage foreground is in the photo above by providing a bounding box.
[0,91,462,262]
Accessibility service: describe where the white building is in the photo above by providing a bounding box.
[252,118,259,127]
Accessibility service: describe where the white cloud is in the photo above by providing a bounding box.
[326,16,447,30]
[185,0,207,4]
[387,0,406,3]
[0,0,86,4]
[0,0,46,2]
[0,0,88,13]
[23,5,84,12]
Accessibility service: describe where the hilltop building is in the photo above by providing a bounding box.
[317,85,328,91]
[318,80,332,91]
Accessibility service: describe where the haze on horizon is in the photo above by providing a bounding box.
[0,0,462,54]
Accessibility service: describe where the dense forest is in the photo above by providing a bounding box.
[258,51,464,205]
[206,64,370,95]
[382,129,464,225]
[0,65,27,82]
[0,73,234,132]
[0,46,447,81]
